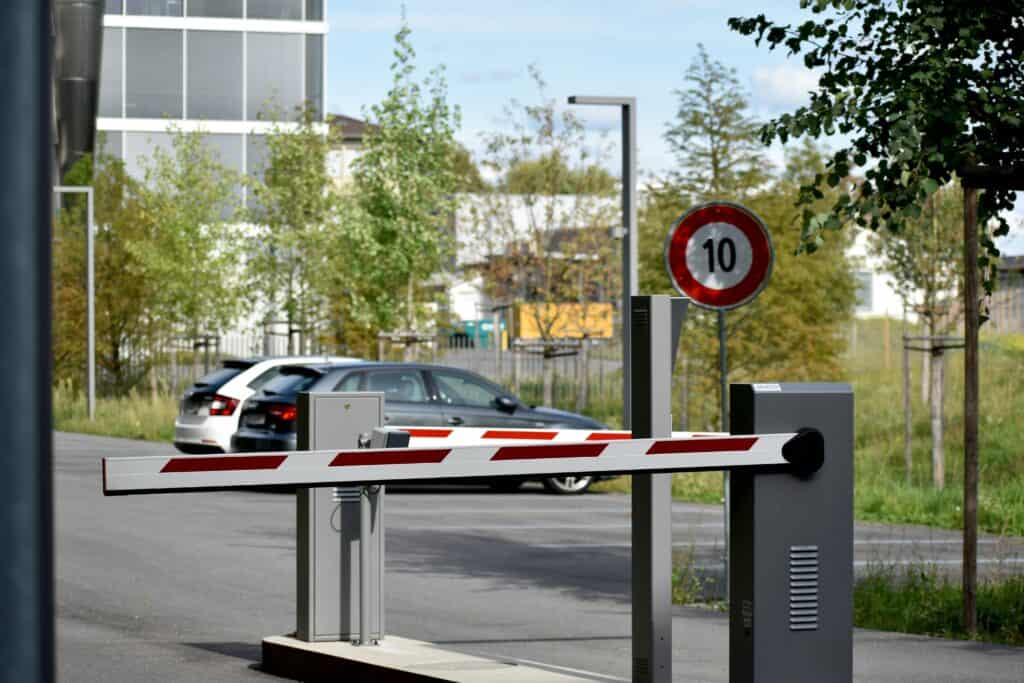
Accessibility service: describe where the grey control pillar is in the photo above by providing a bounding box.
[630,295,674,683]
[296,392,385,642]
[728,383,853,683]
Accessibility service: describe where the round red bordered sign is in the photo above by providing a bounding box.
[663,201,773,310]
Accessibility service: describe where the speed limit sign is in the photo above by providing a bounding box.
[664,201,773,310]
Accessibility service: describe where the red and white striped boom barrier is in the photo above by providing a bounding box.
[102,427,824,496]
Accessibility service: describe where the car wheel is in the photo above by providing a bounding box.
[490,479,524,493]
[542,475,593,495]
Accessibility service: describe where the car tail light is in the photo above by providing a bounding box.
[267,403,297,422]
[209,394,239,416]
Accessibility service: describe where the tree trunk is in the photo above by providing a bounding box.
[902,333,912,485]
[921,332,931,403]
[576,339,589,414]
[679,356,689,432]
[542,351,554,407]
[962,186,979,635]
[930,349,945,489]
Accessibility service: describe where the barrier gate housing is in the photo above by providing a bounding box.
[102,295,853,683]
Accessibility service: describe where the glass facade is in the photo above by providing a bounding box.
[99,27,122,117]
[126,0,183,16]
[99,6,325,184]
[247,0,303,20]
[126,29,183,118]
[124,131,173,179]
[187,0,243,18]
[188,31,243,119]
[246,32,303,119]
[305,34,323,117]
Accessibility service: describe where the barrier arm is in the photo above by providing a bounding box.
[102,429,823,496]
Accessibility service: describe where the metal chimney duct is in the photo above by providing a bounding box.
[53,0,103,180]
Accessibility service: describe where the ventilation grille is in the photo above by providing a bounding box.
[333,486,361,502]
[789,545,819,631]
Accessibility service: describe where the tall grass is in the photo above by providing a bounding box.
[597,319,1024,537]
[854,566,1024,646]
[53,381,179,442]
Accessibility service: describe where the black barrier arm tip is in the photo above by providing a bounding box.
[781,427,825,475]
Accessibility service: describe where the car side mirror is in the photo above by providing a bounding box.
[494,396,518,413]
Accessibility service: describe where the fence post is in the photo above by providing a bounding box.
[512,341,521,395]
[576,338,589,414]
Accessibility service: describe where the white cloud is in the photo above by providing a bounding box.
[751,63,819,109]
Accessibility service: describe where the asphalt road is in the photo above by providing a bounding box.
[57,432,1024,682]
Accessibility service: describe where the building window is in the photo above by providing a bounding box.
[126,0,183,16]
[188,31,243,120]
[246,134,268,209]
[246,33,303,120]
[305,0,323,20]
[305,35,323,118]
[855,271,873,313]
[126,29,183,118]
[124,131,173,180]
[105,0,123,14]
[98,27,123,117]
[203,134,245,215]
[187,0,243,17]
[247,0,303,20]
[97,131,123,162]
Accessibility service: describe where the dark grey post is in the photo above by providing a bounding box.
[0,1,54,681]
[630,295,673,683]
[729,383,853,683]
[566,95,636,428]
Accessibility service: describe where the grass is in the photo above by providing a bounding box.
[53,381,179,442]
[853,566,1024,646]
[596,320,1024,537]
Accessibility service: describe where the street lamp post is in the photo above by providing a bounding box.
[566,96,636,429]
[54,185,96,420]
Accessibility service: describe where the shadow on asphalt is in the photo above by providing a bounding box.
[385,527,634,605]
[185,641,261,663]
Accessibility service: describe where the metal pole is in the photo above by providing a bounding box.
[622,101,637,429]
[54,186,96,420]
[962,186,980,634]
[566,95,636,428]
[719,309,729,600]
[86,188,95,419]
[358,485,371,645]
[0,0,54,679]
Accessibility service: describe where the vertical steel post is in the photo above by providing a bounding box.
[622,100,637,429]
[719,309,729,598]
[358,486,371,645]
[86,187,95,419]
[630,295,672,683]
[0,1,54,681]
[566,95,637,428]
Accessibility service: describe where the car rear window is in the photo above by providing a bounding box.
[259,371,321,398]
[191,367,243,391]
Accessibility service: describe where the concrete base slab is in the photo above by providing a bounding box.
[261,634,595,683]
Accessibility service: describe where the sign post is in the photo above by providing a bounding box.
[664,202,774,597]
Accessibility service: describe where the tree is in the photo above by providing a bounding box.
[53,152,165,394]
[665,43,772,204]
[470,66,619,405]
[640,139,856,431]
[506,150,617,196]
[869,181,964,488]
[452,143,489,193]
[248,105,339,354]
[352,22,461,338]
[730,0,1024,633]
[138,127,245,355]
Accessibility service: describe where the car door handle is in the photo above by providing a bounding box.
[447,416,464,426]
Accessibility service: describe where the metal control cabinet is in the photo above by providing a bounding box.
[728,383,854,683]
[295,392,384,642]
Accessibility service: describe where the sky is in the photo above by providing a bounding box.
[325,0,1024,254]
